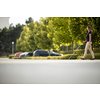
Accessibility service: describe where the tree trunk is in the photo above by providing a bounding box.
[72,41,73,53]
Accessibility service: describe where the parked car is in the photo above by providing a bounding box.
[14,52,22,57]
[47,50,63,56]
[25,52,33,57]
[33,50,63,57]
[33,50,49,57]
[19,52,28,57]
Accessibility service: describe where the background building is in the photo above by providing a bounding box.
[0,17,9,29]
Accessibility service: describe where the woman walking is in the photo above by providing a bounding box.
[81,25,95,60]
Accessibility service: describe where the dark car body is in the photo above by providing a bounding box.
[33,50,49,57]
[19,52,33,57]
[47,50,63,56]
[33,50,63,57]
[25,52,33,57]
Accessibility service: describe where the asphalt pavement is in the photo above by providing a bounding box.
[0,58,100,84]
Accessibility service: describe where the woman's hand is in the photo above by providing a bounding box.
[88,42,90,47]
[82,41,86,43]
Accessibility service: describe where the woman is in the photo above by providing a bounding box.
[81,25,95,60]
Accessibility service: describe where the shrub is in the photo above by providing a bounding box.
[75,49,84,54]
[60,50,72,54]
[9,55,14,59]
[12,54,79,60]
[85,53,100,59]
[13,57,26,59]
[93,48,100,53]
[12,53,100,59]
[77,53,100,59]
[60,49,91,55]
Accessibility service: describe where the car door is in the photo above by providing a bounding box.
[50,53,55,56]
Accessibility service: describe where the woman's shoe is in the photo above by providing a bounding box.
[90,58,95,60]
[80,58,84,60]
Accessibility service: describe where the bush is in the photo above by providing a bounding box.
[13,57,26,59]
[12,53,100,60]
[93,48,100,53]
[85,53,100,59]
[12,54,79,60]
[60,50,72,54]
[60,49,84,55]
[9,55,14,59]
[26,56,61,60]
[75,49,84,55]
[77,53,100,59]
[60,48,100,55]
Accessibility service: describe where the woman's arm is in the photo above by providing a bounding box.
[89,34,91,42]
[88,34,91,46]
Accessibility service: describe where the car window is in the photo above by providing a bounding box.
[50,51,53,53]
[40,51,48,53]
[28,53,33,56]
[48,51,55,53]
[36,51,48,54]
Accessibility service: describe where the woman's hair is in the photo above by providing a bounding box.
[87,25,91,31]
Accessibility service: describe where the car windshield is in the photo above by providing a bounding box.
[47,51,55,54]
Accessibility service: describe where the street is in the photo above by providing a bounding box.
[0,58,100,84]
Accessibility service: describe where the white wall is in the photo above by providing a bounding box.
[0,17,9,29]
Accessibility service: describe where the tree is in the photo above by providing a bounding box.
[86,17,100,47]
[67,17,81,53]
[0,27,10,54]
[51,17,71,54]
[27,21,40,52]
[25,17,34,25]
[16,25,30,52]
[16,21,40,52]
[34,18,54,56]
[79,17,100,48]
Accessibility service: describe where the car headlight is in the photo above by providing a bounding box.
[60,54,63,56]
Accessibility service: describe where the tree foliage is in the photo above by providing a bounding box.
[0,23,23,55]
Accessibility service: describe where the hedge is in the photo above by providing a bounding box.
[12,54,79,60]
[77,53,100,59]
[60,48,100,55]
[93,48,100,53]
[9,55,14,59]
[11,53,100,60]
[60,49,85,55]
[60,50,72,54]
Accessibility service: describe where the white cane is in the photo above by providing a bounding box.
[69,45,82,59]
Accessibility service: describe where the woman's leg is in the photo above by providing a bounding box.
[88,42,95,58]
[83,42,89,58]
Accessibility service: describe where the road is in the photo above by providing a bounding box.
[0,58,100,84]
